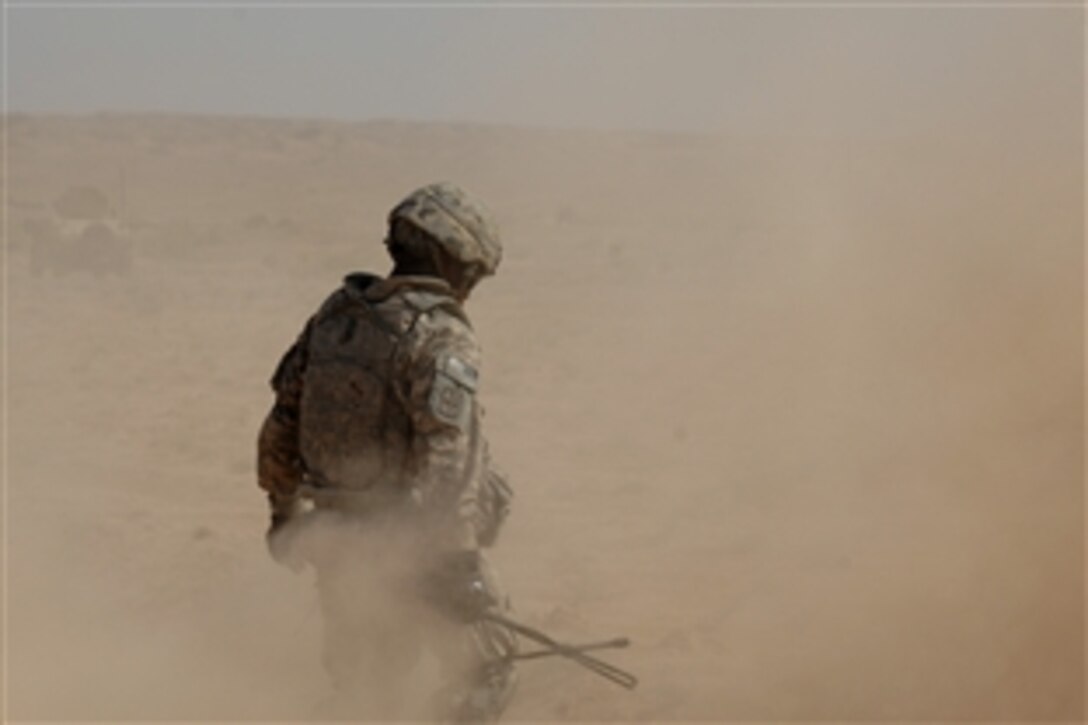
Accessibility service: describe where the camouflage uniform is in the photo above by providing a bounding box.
[257,184,516,722]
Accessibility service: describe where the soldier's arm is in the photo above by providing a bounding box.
[476,446,513,548]
[398,312,488,551]
[257,322,311,520]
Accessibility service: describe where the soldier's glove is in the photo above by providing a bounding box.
[424,549,496,623]
[265,497,306,573]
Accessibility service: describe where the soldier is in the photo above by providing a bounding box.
[257,182,517,722]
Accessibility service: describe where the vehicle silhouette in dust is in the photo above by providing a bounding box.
[25,185,133,278]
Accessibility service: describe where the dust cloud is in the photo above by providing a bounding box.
[3,112,1083,722]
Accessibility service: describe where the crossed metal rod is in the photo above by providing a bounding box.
[484,612,638,690]
[513,637,630,661]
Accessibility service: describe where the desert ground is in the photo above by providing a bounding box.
[3,113,1083,721]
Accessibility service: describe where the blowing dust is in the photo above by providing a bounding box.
[4,113,1083,721]
[278,509,485,722]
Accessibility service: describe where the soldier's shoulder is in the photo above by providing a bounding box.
[421,302,476,348]
[401,295,479,365]
[402,289,471,327]
[375,279,474,336]
[306,272,388,322]
[312,286,353,320]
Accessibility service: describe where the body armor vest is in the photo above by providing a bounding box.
[297,275,468,504]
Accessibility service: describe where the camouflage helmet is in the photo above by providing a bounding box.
[387,182,502,278]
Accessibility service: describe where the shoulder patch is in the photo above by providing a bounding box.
[427,354,478,429]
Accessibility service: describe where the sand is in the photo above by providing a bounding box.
[3,113,1083,721]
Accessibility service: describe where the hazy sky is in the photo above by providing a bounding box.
[7,4,1083,136]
